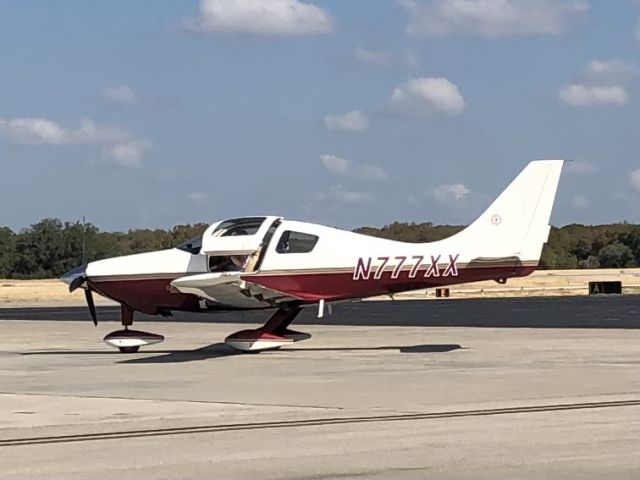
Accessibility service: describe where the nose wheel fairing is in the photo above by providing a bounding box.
[103,328,165,353]
[103,304,165,353]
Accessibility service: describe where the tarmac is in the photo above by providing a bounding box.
[1,296,640,479]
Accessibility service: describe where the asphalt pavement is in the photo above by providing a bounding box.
[1,295,639,328]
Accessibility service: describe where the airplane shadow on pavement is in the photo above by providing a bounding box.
[120,342,242,364]
[20,343,463,364]
[118,343,464,364]
[285,344,463,353]
[18,344,241,362]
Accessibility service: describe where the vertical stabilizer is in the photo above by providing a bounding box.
[446,160,564,262]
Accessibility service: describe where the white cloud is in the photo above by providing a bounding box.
[320,154,350,175]
[565,160,598,175]
[0,117,128,145]
[320,154,388,181]
[400,0,588,37]
[103,85,137,105]
[183,0,333,36]
[359,164,389,181]
[559,59,638,108]
[432,183,470,202]
[354,47,395,68]
[583,60,640,85]
[571,194,588,209]
[102,139,151,168]
[559,84,629,107]
[313,185,372,204]
[332,188,372,203]
[630,169,640,192]
[0,116,149,168]
[354,47,420,70]
[404,49,420,70]
[189,191,208,205]
[0,118,68,145]
[388,77,465,116]
[323,110,369,133]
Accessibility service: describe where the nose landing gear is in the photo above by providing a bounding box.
[103,304,165,353]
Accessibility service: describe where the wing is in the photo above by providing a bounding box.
[170,272,302,309]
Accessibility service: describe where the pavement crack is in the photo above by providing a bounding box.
[2,398,640,447]
[0,391,343,411]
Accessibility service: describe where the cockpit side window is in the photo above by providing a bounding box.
[176,235,203,255]
[276,231,319,254]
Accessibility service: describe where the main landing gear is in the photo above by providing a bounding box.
[224,305,311,352]
[103,304,165,353]
[101,304,311,354]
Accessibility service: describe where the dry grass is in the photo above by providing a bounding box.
[1,269,638,306]
[379,268,640,300]
[0,279,114,306]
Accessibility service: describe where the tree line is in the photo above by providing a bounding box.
[0,219,207,279]
[1,218,640,278]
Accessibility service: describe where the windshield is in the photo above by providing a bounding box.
[176,235,203,254]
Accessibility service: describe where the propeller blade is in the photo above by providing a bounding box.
[84,288,98,326]
[69,275,86,293]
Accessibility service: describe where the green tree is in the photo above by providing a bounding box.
[617,227,640,265]
[597,242,634,268]
[8,217,640,277]
[554,251,578,269]
[13,218,65,278]
[0,227,16,277]
[169,223,209,246]
[539,246,558,269]
[578,255,600,269]
[354,222,463,243]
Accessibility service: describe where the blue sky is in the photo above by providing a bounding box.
[0,0,638,231]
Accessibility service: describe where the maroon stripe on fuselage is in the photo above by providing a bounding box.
[246,265,537,301]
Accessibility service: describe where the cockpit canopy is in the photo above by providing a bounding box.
[176,217,269,255]
[200,216,281,256]
[211,217,266,237]
[175,215,322,273]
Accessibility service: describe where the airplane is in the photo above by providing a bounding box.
[61,160,564,353]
